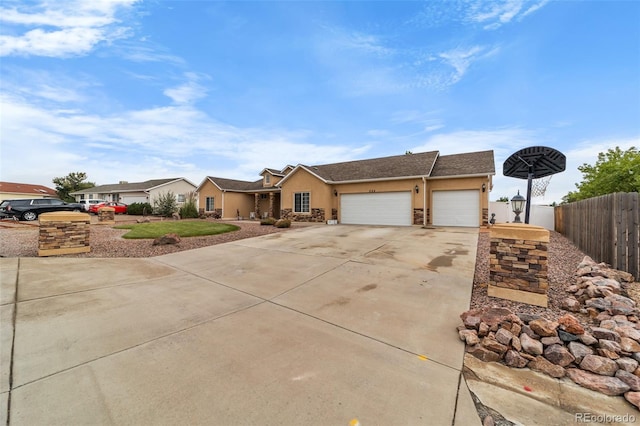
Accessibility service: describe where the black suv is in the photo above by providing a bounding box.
[0,199,84,221]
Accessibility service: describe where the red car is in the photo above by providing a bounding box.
[89,202,128,214]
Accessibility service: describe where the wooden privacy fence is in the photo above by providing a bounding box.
[555,192,639,279]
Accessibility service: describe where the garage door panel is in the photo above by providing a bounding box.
[432,190,479,227]
[341,192,411,226]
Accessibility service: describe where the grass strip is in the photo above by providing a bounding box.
[114,220,239,239]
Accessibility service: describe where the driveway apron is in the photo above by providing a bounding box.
[2,225,480,425]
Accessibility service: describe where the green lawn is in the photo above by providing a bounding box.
[114,220,240,239]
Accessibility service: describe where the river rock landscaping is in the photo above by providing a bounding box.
[460,255,640,410]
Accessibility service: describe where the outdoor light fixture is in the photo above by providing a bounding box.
[415,185,419,194]
[482,183,486,192]
[511,190,526,223]
[333,189,338,197]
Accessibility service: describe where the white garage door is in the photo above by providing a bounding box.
[432,190,480,227]
[341,192,412,226]
[121,196,148,204]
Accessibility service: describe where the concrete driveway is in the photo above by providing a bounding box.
[1,225,481,425]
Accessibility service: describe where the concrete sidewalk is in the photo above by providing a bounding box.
[1,225,481,425]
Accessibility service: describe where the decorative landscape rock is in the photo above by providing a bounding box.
[580,355,618,376]
[566,368,630,396]
[459,256,640,409]
[544,344,575,367]
[152,233,181,246]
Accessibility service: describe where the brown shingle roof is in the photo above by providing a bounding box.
[305,151,440,182]
[0,181,57,197]
[207,177,265,191]
[430,150,495,177]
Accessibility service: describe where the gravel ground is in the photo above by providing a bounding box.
[471,230,589,322]
[0,220,625,322]
[0,218,293,258]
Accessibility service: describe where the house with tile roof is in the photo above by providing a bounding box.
[0,181,58,202]
[198,150,495,227]
[70,178,197,206]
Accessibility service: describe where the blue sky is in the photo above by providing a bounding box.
[1,0,638,204]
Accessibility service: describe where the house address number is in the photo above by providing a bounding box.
[368,189,376,193]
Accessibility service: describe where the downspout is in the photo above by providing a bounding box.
[422,176,427,227]
[222,190,225,218]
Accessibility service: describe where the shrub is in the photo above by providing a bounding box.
[274,219,291,228]
[260,217,276,226]
[127,202,153,216]
[179,192,199,219]
[153,191,178,217]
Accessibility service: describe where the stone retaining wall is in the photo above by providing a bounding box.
[489,223,549,307]
[38,212,90,256]
[460,257,640,410]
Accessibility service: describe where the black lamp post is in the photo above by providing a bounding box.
[511,190,526,223]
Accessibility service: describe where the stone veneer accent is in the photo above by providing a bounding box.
[97,207,115,225]
[281,208,325,222]
[38,212,91,256]
[413,208,424,225]
[489,223,549,307]
[482,208,489,226]
[331,208,338,220]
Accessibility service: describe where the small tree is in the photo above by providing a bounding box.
[179,192,199,219]
[52,172,95,202]
[563,146,639,203]
[153,191,178,217]
[496,196,510,202]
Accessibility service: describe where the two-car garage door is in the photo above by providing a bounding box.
[340,192,412,226]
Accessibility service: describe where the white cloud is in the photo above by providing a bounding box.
[0,89,370,187]
[163,73,210,105]
[0,0,138,57]
[438,45,500,84]
[409,0,550,30]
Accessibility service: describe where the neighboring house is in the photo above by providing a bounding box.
[198,150,495,227]
[70,178,197,206]
[0,181,58,202]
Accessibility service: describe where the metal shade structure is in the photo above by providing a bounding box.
[503,146,566,223]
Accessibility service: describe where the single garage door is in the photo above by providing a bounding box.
[432,190,480,227]
[341,192,412,226]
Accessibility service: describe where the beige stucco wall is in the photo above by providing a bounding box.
[198,180,223,213]
[197,181,254,219]
[223,192,254,219]
[149,180,197,207]
[262,173,283,188]
[282,170,491,226]
[280,170,332,216]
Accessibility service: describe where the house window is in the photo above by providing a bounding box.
[265,175,271,184]
[260,194,268,200]
[177,194,186,203]
[206,197,214,212]
[294,192,310,213]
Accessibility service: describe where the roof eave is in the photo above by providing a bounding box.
[330,174,431,185]
[427,172,495,180]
